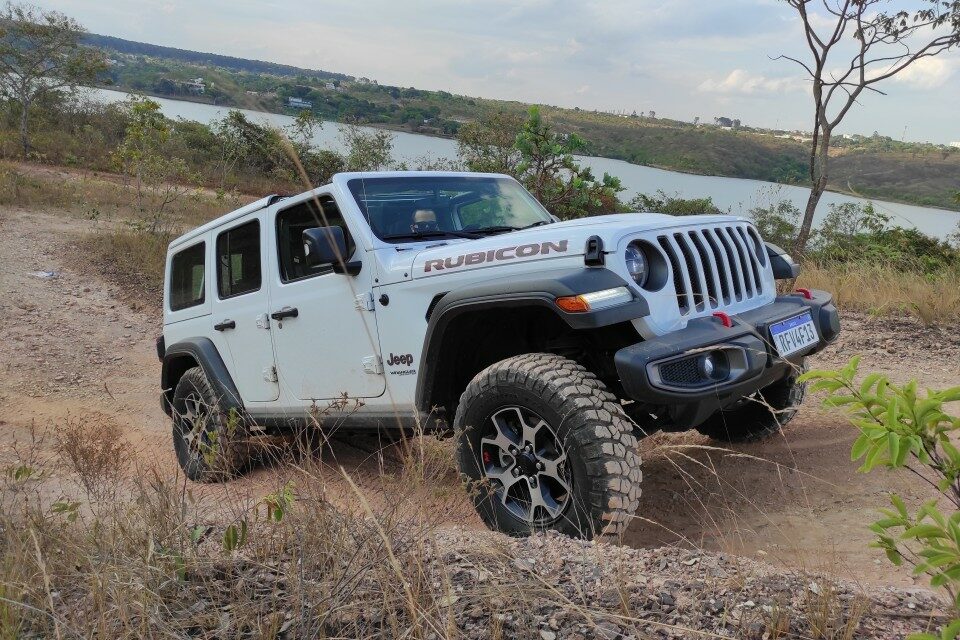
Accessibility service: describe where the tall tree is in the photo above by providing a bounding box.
[0,2,106,156]
[779,0,960,254]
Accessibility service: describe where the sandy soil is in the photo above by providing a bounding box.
[1,205,957,590]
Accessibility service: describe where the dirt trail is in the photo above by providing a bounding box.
[1,206,957,589]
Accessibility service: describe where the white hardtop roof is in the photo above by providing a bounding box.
[166,171,517,250]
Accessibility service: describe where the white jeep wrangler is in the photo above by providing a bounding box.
[158,172,840,539]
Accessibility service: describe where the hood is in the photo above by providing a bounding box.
[405,213,750,280]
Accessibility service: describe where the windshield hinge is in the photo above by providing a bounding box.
[355,292,375,312]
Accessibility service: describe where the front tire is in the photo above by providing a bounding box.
[695,361,806,443]
[455,354,642,540]
[171,367,250,481]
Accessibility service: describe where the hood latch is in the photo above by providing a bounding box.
[584,235,605,267]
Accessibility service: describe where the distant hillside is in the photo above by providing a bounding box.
[84,33,351,81]
[85,34,960,211]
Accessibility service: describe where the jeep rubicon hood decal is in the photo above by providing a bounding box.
[423,240,569,273]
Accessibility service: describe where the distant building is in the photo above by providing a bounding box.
[951,141,960,149]
[184,77,205,95]
[287,97,313,109]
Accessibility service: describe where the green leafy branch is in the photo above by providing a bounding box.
[801,357,960,637]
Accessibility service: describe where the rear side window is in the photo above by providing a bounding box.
[217,221,261,299]
[169,242,206,311]
[276,196,354,282]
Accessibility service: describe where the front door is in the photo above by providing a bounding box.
[267,194,386,401]
[210,215,279,402]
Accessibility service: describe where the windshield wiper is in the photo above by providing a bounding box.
[380,230,480,241]
[472,220,552,235]
[471,225,520,235]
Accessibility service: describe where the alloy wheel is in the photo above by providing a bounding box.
[479,406,571,524]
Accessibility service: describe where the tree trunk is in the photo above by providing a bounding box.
[794,128,831,255]
[19,100,30,158]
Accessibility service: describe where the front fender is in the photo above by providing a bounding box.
[414,267,649,413]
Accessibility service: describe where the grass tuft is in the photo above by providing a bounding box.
[798,261,960,324]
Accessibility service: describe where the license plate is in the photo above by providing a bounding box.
[769,312,819,357]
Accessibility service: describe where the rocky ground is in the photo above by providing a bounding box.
[1,205,958,637]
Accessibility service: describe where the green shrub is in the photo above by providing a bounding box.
[802,358,960,639]
[627,190,723,215]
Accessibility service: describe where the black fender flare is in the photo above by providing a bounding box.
[414,267,649,414]
[160,337,242,416]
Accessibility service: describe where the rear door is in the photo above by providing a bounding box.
[266,193,386,401]
[210,214,279,403]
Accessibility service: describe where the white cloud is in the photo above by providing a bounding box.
[888,57,955,90]
[698,69,807,94]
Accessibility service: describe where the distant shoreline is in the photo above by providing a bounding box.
[93,85,960,216]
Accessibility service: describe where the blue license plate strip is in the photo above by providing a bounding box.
[769,311,819,357]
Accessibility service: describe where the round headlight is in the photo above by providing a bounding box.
[625,242,649,287]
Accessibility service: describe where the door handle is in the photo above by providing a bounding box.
[270,306,299,321]
[214,319,236,331]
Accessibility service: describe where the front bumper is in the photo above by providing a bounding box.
[614,289,840,427]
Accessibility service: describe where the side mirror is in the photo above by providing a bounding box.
[302,226,361,275]
[765,242,800,280]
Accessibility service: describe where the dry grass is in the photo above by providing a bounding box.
[0,415,478,638]
[0,161,236,226]
[72,230,172,309]
[798,261,960,324]
[54,416,133,504]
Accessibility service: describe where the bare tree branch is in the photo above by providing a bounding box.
[777,0,960,254]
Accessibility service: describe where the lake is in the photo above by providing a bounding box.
[90,88,960,240]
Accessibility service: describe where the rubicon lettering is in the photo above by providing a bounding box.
[423,240,569,273]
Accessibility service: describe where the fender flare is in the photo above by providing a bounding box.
[414,267,649,413]
[160,337,242,416]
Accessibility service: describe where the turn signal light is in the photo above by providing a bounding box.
[555,296,591,313]
[555,287,632,313]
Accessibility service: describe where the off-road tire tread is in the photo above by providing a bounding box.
[695,362,807,443]
[455,353,642,538]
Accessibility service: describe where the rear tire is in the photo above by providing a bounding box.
[696,361,806,443]
[171,367,250,482]
[455,353,642,540]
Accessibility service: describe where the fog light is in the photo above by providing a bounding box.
[699,354,716,379]
[698,351,730,382]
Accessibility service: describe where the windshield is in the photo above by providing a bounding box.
[347,175,552,242]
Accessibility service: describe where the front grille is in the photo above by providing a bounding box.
[657,224,766,315]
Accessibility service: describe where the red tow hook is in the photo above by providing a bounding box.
[712,311,733,328]
[795,288,813,300]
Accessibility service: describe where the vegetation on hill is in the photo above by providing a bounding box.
[84,33,351,80]
[85,34,960,211]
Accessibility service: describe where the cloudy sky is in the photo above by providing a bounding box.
[41,0,960,142]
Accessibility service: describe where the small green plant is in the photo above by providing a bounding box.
[260,481,295,523]
[50,500,80,523]
[222,520,248,553]
[802,357,960,638]
[6,465,36,482]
